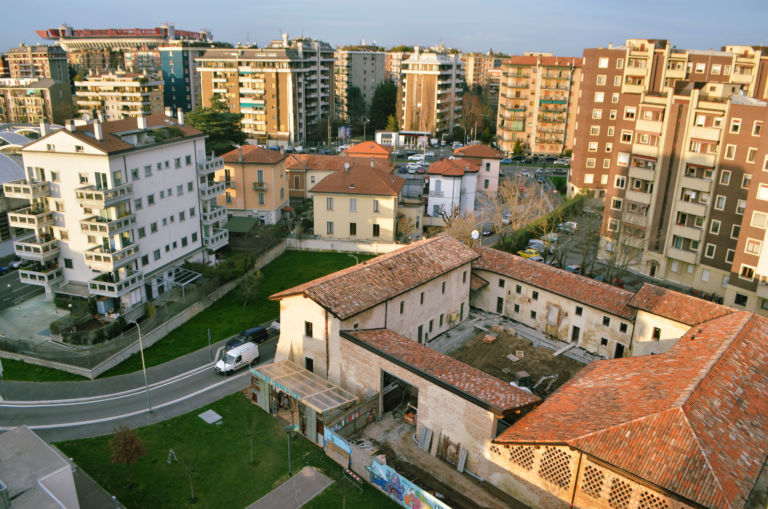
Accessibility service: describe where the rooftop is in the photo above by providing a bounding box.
[308,163,404,196]
[427,158,480,177]
[453,144,502,159]
[286,154,392,173]
[270,235,478,319]
[221,145,286,165]
[343,328,540,415]
[472,247,635,319]
[342,141,393,157]
[505,55,582,67]
[629,283,732,326]
[494,310,768,509]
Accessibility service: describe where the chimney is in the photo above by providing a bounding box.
[238,146,243,162]
[177,108,184,126]
[93,119,103,141]
[96,110,104,122]
[282,33,289,47]
[344,162,350,172]
[370,157,374,167]
[165,106,173,118]
[39,119,48,137]
[137,114,147,130]
[65,119,75,132]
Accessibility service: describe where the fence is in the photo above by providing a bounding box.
[286,236,402,255]
[0,241,287,379]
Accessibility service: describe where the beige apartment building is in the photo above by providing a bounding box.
[217,145,289,225]
[570,39,768,314]
[197,35,334,146]
[74,71,164,120]
[0,78,73,124]
[462,53,504,88]
[496,54,582,156]
[385,50,410,85]
[3,44,68,82]
[398,49,463,136]
[334,48,386,121]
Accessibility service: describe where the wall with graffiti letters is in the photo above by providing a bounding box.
[367,459,451,509]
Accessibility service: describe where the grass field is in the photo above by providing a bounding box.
[3,250,371,382]
[55,392,397,509]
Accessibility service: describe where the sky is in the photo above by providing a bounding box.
[4,0,768,56]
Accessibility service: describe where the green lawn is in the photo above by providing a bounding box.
[0,358,87,381]
[98,250,371,378]
[55,393,398,509]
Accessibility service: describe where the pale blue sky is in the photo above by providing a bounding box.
[4,0,768,56]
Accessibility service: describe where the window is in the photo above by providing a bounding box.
[373,199,380,213]
[624,107,636,120]
[620,322,628,333]
[138,227,146,238]
[726,249,735,263]
[611,198,623,210]
[514,304,520,313]
[752,211,768,229]
[725,144,736,160]
[714,195,726,210]
[165,160,170,168]
[442,281,446,294]
[746,238,762,255]
[652,327,661,340]
[616,58,624,69]
[192,232,198,242]
[131,168,139,180]
[594,92,604,103]
[349,198,357,212]
[162,218,168,226]
[742,174,752,189]
[598,57,609,68]
[620,130,633,144]
[530,310,537,319]
[326,197,333,210]
[463,271,467,284]
[400,301,404,314]
[349,222,356,236]
[603,158,611,169]
[156,162,162,171]
[753,121,763,136]
[695,62,706,73]
[731,224,741,239]
[532,290,539,300]
[516,284,522,294]
[174,157,181,168]
[179,210,185,221]
[498,278,505,288]
[611,93,620,104]
[720,170,731,185]
[153,249,161,261]
[190,207,196,217]
[64,258,73,269]
[326,221,334,234]
[176,184,183,196]
[614,75,621,86]
[150,222,158,233]
[730,118,741,133]
[134,198,143,210]
[747,148,758,164]
[592,109,602,119]
[147,194,155,206]
[584,174,594,184]
[588,141,599,152]
[586,158,596,168]
[710,219,720,234]
[734,293,748,307]
[607,218,619,231]
[705,243,716,258]
[141,255,149,266]
[144,165,152,177]
[373,224,380,237]
[181,236,188,247]
[429,319,434,333]
[575,306,583,316]
[607,126,615,136]
[590,125,600,136]
[609,109,617,120]
[711,64,721,75]
[420,292,424,305]
[603,316,610,326]
[615,176,625,188]
[258,193,265,205]
[600,338,608,346]
[736,199,746,215]
[186,155,192,166]
[596,74,606,85]
[188,181,194,192]
[304,321,313,337]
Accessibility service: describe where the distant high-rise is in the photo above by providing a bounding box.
[3,44,68,82]
[74,71,164,121]
[159,42,208,112]
[334,47,386,122]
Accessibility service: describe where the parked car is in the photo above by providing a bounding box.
[529,256,544,262]
[406,161,423,170]
[452,141,463,149]
[408,154,426,161]
[0,266,8,276]
[8,257,24,270]
[500,157,513,164]
[557,221,578,233]
[417,167,426,174]
[527,239,546,251]
[398,166,408,173]
[547,260,562,268]
[482,223,494,236]
[215,342,260,374]
[541,233,558,243]
[226,326,270,350]
[516,248,541,258]
[424,151,435,157]
[565,264,582,274]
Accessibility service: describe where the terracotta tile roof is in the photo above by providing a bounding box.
[308,163,404,196]
[342,141,393,157]
[472,247,635,319]
[427,158,480,177]
[628,283,732,326]
[270,235,479,319]
[286,154,393,173]
[505,55,582,67]
[26,114,203,155]
[495,311,768,509]
[470,273,488,291]
[344,328,540,414]
[453,144,502,159]
[220,145,286,164]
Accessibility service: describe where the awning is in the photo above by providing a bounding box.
[252,360,358,414]
[282,205,294,212]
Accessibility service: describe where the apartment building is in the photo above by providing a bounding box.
[74,71,164,121]
[2,112,227,317]
[0,78,73,124]
[385,50,411,85]
[454,144,503,195]
[496,54,581,156]
[462,53,503,89]
[426,158,479,218]
[570,39,768,314]
[37,23,211,74]
[159,42,208,112]
[398,49,463,136]
[3,44,68,82]
[334,48,386,121]
[197,34,334,146]
[217,145,289,224]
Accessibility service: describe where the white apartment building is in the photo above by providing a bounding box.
[3,112,228,317]
[74,71,164,121]
[426,158,479,218]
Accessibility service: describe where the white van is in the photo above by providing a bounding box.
[215,342,259,374]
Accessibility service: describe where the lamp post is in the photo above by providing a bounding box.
[363,117,369,141]
[130,320,152,413]
[285,425,292,476]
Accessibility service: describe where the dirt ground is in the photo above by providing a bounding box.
[449,327,585,398]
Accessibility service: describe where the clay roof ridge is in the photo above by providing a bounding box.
[567,406,681,446]
[677,407,728,503]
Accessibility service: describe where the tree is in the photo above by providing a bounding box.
[482,176,553,249]
[186,99,246,155]
[513,139,524,156]
[346,86,366,127]
[240,270,263,307]
[602,214,644,282]
[396,215,417,242]
[368,81,397,131]
[110,425,147,487]
[443,211,482,247]
[385,114,397,132]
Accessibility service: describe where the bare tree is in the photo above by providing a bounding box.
[481,176,553,249]
[240,270,263,307]
[602,214,644,282]
[437,204,464,230]
[443,211,482,246]
[396,215,417,242]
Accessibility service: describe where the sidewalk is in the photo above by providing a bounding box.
[245,466,332,509]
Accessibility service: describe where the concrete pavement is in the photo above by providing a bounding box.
[246,466,333,509]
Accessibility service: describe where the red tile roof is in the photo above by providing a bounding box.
[505,55,582,67]
[472,247,635,319]
[628,283,732,326]
[286,154,393,173]
[427,158,480,177]
[470,273,488,291]
[308,163,404,196]
[220,145,286,164]
[495,310,768,509]
[342,141,393,157]
[270,235,479,319]
[344,328,540,414]
[453,144,502,159]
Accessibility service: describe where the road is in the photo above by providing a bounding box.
[0,269,44,311]
[0,336,279,442]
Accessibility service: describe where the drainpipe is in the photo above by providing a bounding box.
[325,309,330,377]
[569,450,583,508]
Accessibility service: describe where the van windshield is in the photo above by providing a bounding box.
[225,353,237,364]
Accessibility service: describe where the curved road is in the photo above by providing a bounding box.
[0,337,278,442]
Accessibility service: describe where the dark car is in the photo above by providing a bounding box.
[226,326,270,350]
[500,157,513,164]
[0,266,9,276]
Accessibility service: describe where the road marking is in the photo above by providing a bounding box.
[0,372,250,431]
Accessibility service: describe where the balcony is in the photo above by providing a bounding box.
[667,246,697,265]
[688,125,720,143]
[428,190,444,198]
[629,166,655,181]
[199,180,226,199]
[671,223,703,243]
[88,271,144,298]
[252,181,268,191]
[622,84,645,94]
[685,151,716,168]
[75,184,133,209]
[14,235,59,263]
[665,67,686,79]
[203,228,229,251]
[84,243,140,272]
[2,179,49,201]
[676,199,707,217]
[680,175,712,193]
[731,73,753,85]
[626,190,652,205]
[757,281,768,300]
[197,156,224,175]
[623,213,648,228]
[8,206,54,230]
[18,265,64,287]
[80,214,136,237]
[635,119,662,134]
[625,66,647,77]
[632,143,658,158]
[201,206,227,225]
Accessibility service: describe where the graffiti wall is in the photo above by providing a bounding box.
[367,459,451,509]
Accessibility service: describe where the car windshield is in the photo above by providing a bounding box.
[225,353,237,364]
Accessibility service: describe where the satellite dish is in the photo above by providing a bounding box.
[471,230,480,240]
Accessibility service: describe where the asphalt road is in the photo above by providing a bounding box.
[0,336,279,442]
[0,269,43,311]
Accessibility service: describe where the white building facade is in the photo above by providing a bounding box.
[426,159,478,217]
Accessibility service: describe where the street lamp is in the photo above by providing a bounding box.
[362,117,370,141]
[130,320,152,413]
